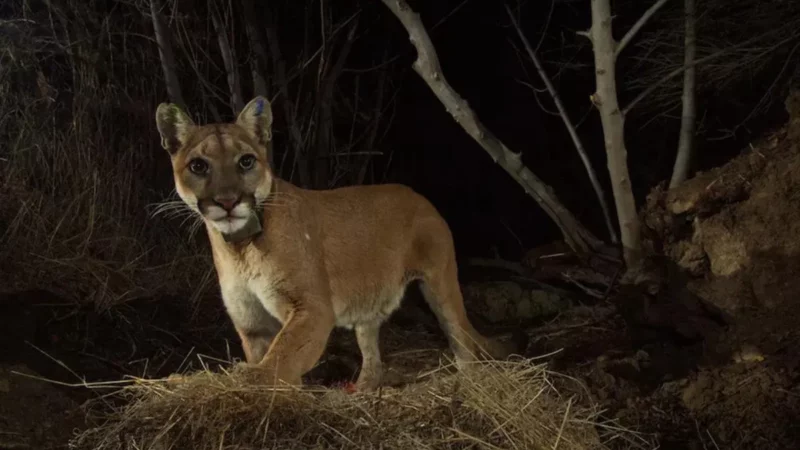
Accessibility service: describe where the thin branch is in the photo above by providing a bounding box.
[210,2,244,114]
[241,0,270,98]
[149,0,184,108]
[506,3,618,245]
[380,0,602,254]
[315,20,359,188]
[669,0,696,188]
[535,0,556,54]
[728,40,800,137]
[624,33,800,115]
[615,0,672,58]
[172,19,228,117]
[262,3,309,185]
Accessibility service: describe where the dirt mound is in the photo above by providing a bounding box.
[643,109,800,327]
[71,360,647,450]
[0,363,85,449]
[681,363,800,447]
[638,92,800,448]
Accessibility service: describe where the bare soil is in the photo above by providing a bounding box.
[4,119,800,449]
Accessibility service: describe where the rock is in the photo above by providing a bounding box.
[670,240,708,276]
[527,290,566,318]
[696,215,750,276]
[464,282,567,323]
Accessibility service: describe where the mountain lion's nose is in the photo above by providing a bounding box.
[213,194,241,212]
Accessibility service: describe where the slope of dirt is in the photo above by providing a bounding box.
[633,94,800,448]
[0,363,84,450]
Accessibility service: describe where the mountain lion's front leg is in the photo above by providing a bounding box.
[255,297,335,387]
[221,283,280,365]
[235,313,282,364]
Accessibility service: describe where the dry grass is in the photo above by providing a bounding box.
[0,154,214,309]
[0,2,218,309]
[71,358,651,450]
[0,0,394,309]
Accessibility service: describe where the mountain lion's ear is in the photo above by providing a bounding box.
[155,102,195,155]
[235,96,273,148]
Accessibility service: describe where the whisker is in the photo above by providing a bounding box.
[187,217,206,239]
[148,200,192,219]
[178,212,201,229]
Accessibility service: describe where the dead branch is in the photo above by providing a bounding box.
[356,58,389,184]
[505,4,618,245]
[149,0,184,108]
[263,4,310,186]
[669,0,697,188]
[584,0,643,271]
[623,0,800,115]
[240,0,272,166]
[464,258,578,298]
[615,0,672,58]
[170,17,229,115]
[623,32,800,115]
[315,20,358,188]
[210,3,244,115]
[466,257,530,277]
[241,0,270,98]
[380,0,602,254]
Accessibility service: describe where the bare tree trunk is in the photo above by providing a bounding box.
[149,0,184,108]
[669,0,697,189]
[585,0,643,271]
[380,0,602,254]
[210,4,244,115]
[505,5,618,245]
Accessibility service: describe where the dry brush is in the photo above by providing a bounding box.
[71,357,651,450]
[0,0,395,308]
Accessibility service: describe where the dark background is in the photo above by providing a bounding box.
[1,0,797,304]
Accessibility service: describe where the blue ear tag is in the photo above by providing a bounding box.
[254,98,264,116]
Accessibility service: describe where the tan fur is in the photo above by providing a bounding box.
[155,97,519,390]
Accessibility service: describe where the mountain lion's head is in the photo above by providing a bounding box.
[155,97,274,242]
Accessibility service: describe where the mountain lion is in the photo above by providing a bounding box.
[154,96,522,390]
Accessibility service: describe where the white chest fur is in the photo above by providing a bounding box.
[215,247,286,333]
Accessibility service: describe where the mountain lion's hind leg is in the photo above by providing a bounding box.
[354,321,383,390]
[420,262,516,366]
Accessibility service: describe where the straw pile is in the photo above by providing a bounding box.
[72,358,648,450]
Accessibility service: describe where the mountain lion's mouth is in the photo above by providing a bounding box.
[216,214,263,242]
[204,204,250,221]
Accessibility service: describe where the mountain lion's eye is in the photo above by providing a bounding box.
[239,154,257,171]
[188,158,209,175]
